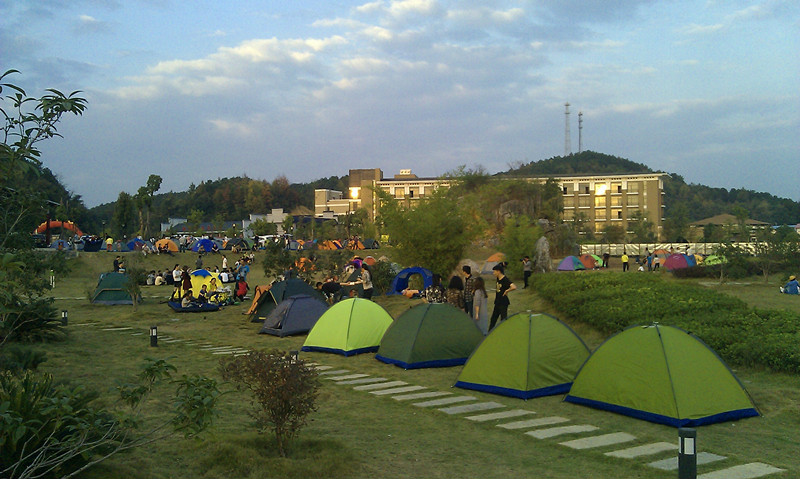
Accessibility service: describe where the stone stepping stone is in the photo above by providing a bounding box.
[606,442,677,459]
[201,346,236,351]
[131,332,144,336]
[311,365,334,371]
[697,463,786,479]
[560,432,637,450]
[101,327,133,331]
[318,369,351,376]
[370,385,427,396]
[526,424,598,439]
[323,374,370,381]
[413,396,476,408]
[649,452,727,471]
[163,338,184,342]
[439,402,505,415]
[336,377,389,385]
[392,391,452,401]
[353,381,408,391]
[498,416,569,430]
[72,323,97,327]
[466,409,535,422]
[212,349,250,355]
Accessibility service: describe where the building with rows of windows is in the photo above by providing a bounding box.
[315,168,666,239]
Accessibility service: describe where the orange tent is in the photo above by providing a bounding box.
[244,285,272,315]
[578,254,597,269]
[155,238,179,252]
[35,220,84,237]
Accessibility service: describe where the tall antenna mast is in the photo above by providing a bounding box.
[564,102,571,157]
[578,111,583,153]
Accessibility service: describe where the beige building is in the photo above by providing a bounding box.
[315,169,666,239]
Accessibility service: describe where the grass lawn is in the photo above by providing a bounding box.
[25,250,800,478]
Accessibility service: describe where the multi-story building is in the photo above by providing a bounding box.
[315,168,666,239]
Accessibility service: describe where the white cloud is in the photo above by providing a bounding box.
[389,0,438,17]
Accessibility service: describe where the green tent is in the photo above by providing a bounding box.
[376,303,483,369]
[454,312,590,398]
[703,254,727,266]
[91,272,137,305]
[301,298,393,356]
[565,323,759,427]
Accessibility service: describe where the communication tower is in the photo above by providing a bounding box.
[578,111,583,153]
[564,102,571,157]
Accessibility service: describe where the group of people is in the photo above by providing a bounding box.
[402,263,516,335]
[316,257,374,304]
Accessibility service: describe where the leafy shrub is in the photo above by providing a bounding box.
[0,297,64,343]
[0,344,47,373]
[370,260,395,295]
[220,349,320,457]
[531,273,800,373]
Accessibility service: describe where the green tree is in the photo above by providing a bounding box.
[0,69,87,249]
[250,218,278,236]
[752,227,799,283]
[499,214,542,279]
[628,210,655,243]
[187,209,205,237]
[112,191,136,239]
[377,188,474,276]
[600,224,626,244]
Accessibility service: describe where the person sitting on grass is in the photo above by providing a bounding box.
[235,277,250,302]
[197,284,209,303]
[181,290,197,308]
[780,275,799,295]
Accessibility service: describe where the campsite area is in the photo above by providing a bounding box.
[28,249,800,478]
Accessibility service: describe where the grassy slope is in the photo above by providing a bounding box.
[35,250,800,478]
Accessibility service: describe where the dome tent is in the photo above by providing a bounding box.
[455,312,590,398]
[301,298,393,356]
[565,323,759,427]
[376,303,483,369]
[259,295,328,337]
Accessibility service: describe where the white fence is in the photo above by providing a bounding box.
[580,242,758,257]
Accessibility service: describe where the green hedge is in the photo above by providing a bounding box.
[531,273,800,374]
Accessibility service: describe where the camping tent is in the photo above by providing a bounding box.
[455,312,591,398]
[362,238,380,249]
[223,237,249,250]
[258,295,328,337]
[664,254,697,271]
[191,238,215,253]
[189,269,221,294]
[155,238,179,252]
[578,254,597,269]
[302,298,394,356]
[386,267,434,295]
[703,255,727,266]
[247,279,325,322]
[480,252,506,274]
[557,256,586,271]
[376,303,483,369]
[91,272,138,305]
[564,323,759,427]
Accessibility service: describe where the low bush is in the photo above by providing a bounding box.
[220,349,320,457]
[531,273,800,373]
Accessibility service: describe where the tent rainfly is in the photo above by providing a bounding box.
[91,272,138,305]
[259,295,328,337]
[565,323,759,427]
[301,298,393,356]
[376,303,483,369]
[247,279,325,323]
[455,312,590,398]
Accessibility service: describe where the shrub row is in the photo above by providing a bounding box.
[531,273,800,373]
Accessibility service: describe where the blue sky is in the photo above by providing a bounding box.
[3,0,798,207]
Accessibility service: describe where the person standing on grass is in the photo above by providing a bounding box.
[489,264,516,331]
[462,266,475,318]
[621,251,629,272]
[445,275,465,310]
[522,256,532,289]
[473,276,489,335]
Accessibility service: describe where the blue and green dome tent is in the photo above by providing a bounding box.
[557,256,586,271]
[386,267,433,295]
[565,323,759,427]
[376,303,483,369]
[455,312,590,398]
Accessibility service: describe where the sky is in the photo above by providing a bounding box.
[3,0,799,207]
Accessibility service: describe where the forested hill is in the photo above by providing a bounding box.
[500,151,654,176]
[500,151,799,225]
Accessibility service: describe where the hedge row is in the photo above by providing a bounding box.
[530,273,800,374]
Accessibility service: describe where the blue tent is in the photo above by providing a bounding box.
[191,238,215,252]
[386,267,434,295]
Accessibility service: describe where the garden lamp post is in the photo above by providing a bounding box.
[150,325,158,347]
[678,427,697,479]
[61,310,68,326]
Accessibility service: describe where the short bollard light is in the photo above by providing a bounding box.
[678,427,697,479]
[61,310,68,326]
[150,325,158,347]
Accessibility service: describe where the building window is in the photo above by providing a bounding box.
[562,185,569,195]
[611,196,622,207]
[563,209,574,220]
[595,196,606,208]
[612,182,622,194]
[409,190,414,198]
[626,195,639,206]
[627,208,640,219]
[617,210,623,219]
[628,181,640,193]
[579,183,590,194]
[595,208,606,219]
[578,196,591,208]
[563,197,574,208]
